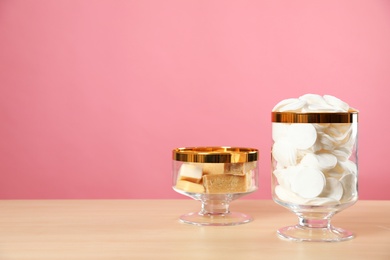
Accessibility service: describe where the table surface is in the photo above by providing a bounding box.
[0,200,389,260]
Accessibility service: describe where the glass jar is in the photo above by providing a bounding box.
[271,110,358,241]
[173,147,259,226]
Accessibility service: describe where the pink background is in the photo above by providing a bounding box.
[1,0,390,199]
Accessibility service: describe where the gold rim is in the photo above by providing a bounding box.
[272,109,358,123]
[172,147,259,163]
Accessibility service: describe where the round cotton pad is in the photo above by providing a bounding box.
[272,139,297,167]
[287,124,317,150]
[323,95,349,112]
[340,173,358,202]
[272,123,290,142]
[316,153,338,171]
[320,177,344,201]
[272,98,300,111]
[290,168,326,199]
[299,94,328,105]
[278,99,306,112]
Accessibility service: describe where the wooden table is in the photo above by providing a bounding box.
[0,200,389,259]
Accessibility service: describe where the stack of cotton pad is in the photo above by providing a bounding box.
[272,94,358,206]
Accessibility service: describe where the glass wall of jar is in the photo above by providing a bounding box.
[271,110,358,242]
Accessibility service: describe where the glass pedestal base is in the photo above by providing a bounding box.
[277,223,354,242]
[179,212,252,226]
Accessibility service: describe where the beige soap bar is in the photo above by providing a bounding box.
[203,174,247,193]
[225,161,257,176]
[175,180,205,193]
[202,163,225,175]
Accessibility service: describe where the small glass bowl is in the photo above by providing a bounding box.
[172,147,259,226]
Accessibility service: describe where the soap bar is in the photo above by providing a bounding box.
[203,174,247,193]
[202,163,225,175]
[225,161,257,176]
[175,180,205,193]
[178,163,203,183]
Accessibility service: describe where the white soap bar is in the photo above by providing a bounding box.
[175,180,205,193]
[290,168,326,199]
[178,163,203,183]
[287,124,317,150]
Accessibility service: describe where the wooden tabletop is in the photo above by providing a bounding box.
[0,200,389,259]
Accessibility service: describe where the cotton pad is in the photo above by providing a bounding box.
[287,124,317,150]
[320,177,344,201]
[272,138,297,167]
[290,168,326,199]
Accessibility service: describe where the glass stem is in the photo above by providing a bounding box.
[200,200,230,215]
[298,216,332,228]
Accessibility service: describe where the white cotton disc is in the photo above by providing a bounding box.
[287,123,317,150]
[306,197,340,206]
[272,98,300,111]
[272,138,297,167]
[313,123,330,132]
[272,123,290,142]
[307,104,344,112]
[278,99,306,112]
[340,173,358,202]
[300,153,320,168]
[274,166,303,189]
[323,95,349,112]
[319,133,336,150]
[274,185,308,204]
[320,177,344,201]
[299,94,328,106]
[290,168,326,199]
[332,148,352,162]
[316,153,338,171]
[340,160,358,175]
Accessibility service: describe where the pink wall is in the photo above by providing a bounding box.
[1,0,390,199]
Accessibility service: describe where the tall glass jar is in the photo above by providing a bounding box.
[271,110,358,241]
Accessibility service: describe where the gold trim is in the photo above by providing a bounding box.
[173,147,259,163]
[272,109,358,123]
